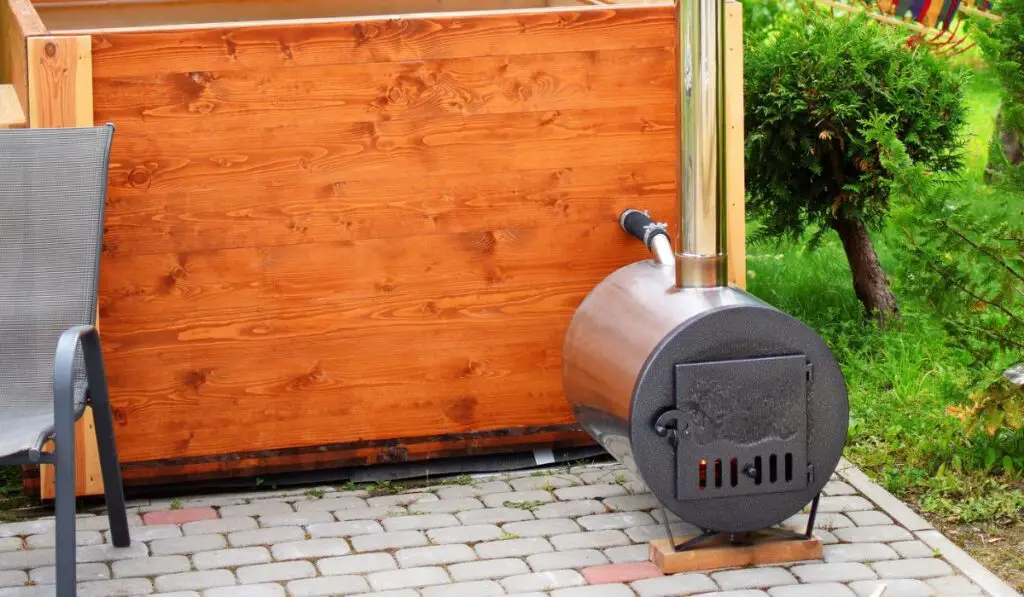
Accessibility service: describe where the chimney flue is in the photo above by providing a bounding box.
[676,0,728,288]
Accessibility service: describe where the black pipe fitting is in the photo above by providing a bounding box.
[619,209,669,252]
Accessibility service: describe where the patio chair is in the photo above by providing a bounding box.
[0,124,130,596]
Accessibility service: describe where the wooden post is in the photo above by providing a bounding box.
[28,34,106,500]
[0,84,26,127]
[725,0,746,290]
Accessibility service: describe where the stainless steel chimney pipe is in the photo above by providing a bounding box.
[676,0,728,288]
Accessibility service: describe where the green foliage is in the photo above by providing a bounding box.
[975,0,1024,134]
[862,115,1024,445]
[744,8,968,245]
[742,0,797,40]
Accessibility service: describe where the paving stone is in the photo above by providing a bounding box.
[631,572,718,596]
[625,522,701,544]
[872,558,953,579]
[351,530,428,552]
[526,549,608,571]
[348,591,419,597]
[849,579,936,596]
[0,519,53,538]
[603,494,662,512]
[410,499,484,514]
[551,584,635,597]
[823,543,900,563]
[891,541,937,559]
[382,514,460,532]
[420,580,505,597]
[395,544,477,568]
[206,584,284,597]
[318,553,397,576]
[456,507,533,525]
[0,548,54,570]
[509,475,581,491]
[257,511,334,528]
[34,565,111,588]
[271,538,351,560]
[925,575,981,594]
[0,586,53,597]
[814,530,839,545]
[111,555,191,578]
[475,537,554,559]
[334,507,407,521]
[294,497,368,512]
[76,542,150,563]
[605,543,650,564]
[366,494,439,508]
[193,546,271,570]
[78,515,142,532]
[834,525,914,543]
[448,558,530,582]
[790,563,877,583]
[286,575,370,597]
[182,517,256,536]
[501,518,580,538]
[819,496,875,513]
[0,571,27,589]
[847,511,894,526]
[534,500,607,520]
[150,593,199,597]
[712,568,799,590]
[581,561,661,584]
[551,529,630,551]
[554,484,629,501]
[0,538,21,553]
[307,520,383,538]
[154,570,236,593]
[823,481,857,496]
[218,502,294,518]
[116,525,183,542]
[77,578,154,597]
[227,526,304,547]
[781,513,855,531]
[142,507,218,526]
[425,524,501,544]
[500,570,586,592]
[577,511,656,531]
[236,561,316,584]
[25,530,105,549]
[150,534,226,556]
[767,583,857,597]
[481,490,555,509]
[366,566,450,591]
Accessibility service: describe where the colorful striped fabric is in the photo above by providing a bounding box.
[878,0,967,28]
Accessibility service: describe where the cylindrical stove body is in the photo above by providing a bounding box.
[562,261,849,533]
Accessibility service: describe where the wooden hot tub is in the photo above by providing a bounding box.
[1,0,747,497]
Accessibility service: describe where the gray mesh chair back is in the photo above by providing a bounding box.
[0,125,113,459]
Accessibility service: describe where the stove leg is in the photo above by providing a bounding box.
[804,493,822,539]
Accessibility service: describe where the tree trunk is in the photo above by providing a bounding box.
[986,108,1023,182]
[831,215,899,324]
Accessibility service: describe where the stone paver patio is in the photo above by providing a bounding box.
[0,459,1019,597]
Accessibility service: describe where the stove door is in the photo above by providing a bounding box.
[671,354,810,501]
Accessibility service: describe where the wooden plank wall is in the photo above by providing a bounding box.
[49,1,747,486]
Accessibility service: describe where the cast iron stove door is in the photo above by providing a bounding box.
[672,355,810,500]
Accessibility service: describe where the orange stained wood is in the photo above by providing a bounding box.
[13,0,749,486]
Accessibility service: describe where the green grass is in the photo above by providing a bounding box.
[745,67,1024,524]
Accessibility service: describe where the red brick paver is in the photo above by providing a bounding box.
[142,507,218,526]
[582,561,664,584]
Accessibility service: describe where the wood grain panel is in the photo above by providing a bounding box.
[74,1,747,487]
[91,46,674,128]
[37,0,557,31]
[0,84,26,127]
[725,0,745,289]
[27,34,105,499]
[1,0,45,111]
[81,5,674,76]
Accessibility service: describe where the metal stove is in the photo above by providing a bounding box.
[561,0,850,542]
